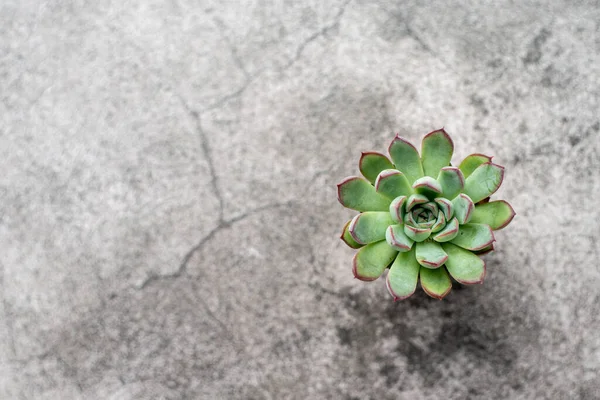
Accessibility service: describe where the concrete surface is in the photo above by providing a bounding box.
[1,1,599,399]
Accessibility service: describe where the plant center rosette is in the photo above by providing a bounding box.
[337,129,515,300]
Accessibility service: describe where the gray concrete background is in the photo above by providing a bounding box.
[1,1,599,399]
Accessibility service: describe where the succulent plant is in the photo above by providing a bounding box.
[337,129,515,300]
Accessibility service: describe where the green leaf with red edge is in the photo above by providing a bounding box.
[442,242,486,284]
[435,198,454,220]
[389,196,406,223]
[452,193,474,224]
[349,212,395,244]
[437,167,464,200]
[337,176,391,212]
[340,219,363,249]
[450,223,495,251]
[419,266,452,300]
[359,152,395,184]
[459,153,492,179]
[474,243,494,255]
[463,162,505,204]
[406,194,429,211]
[470,200,516,230]
[375,169,414,199]
[386,248,420,301]
[386,224,414,252]
[433,217,459,242]
[404,225,431,242]
[421,129,454,178]
[415,241,448,269]
[412,176,443,199]
[388,135,424,184]
[353,240,398,281]
[431,211,446,233]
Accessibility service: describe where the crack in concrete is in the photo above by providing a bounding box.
[137,201,293,290]
[179,96,224,222]
[282,0,352,71]
[212,17,251,82]
[202,1,351,112]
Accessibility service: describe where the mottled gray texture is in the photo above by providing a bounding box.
[1,0,599,399]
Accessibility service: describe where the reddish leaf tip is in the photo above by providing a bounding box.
[422,284,452,300]
[386,273,415,301]
[423,128,455,151]
[388,135,419,155]
[455,260,487,284]
[352,253,378,282]
[495,201,517,230]
[336,176,361,205]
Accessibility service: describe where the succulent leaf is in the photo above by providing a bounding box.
[463,162,505,204]
[452,193,474,224]
[435,198,453,221]
[459,153,492,179]
[470,200,516,230]
[415,241,448,269]
[375,169,414,199]
[337,176,391,212]
[431,210,446,232]
[389,196,407,223]
[352,240,398,281]
[388,136,424,184]
[349,212,395,244]
[451,223,495,251]
[406,194,429,211]
[442,242,486,284]
[386,249,420,300]
[474,243,495,255]
[386,224,414,252]
[412,176,443,199]
[421,129,454,178]
[437,167,465,200]
[341,219,364,249]
[338,130,513,300]
[419,266,452,299]
[404,225,431,242]
[432,217,459,242]
[359,152,395,184]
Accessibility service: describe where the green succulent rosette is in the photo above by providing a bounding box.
[337,129,515,300]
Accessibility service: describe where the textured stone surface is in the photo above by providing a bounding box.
[1,1,599,399]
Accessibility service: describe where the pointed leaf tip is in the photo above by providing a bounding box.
[388,136,424,184]
[359,152,394,184]
[421,129,454,178]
